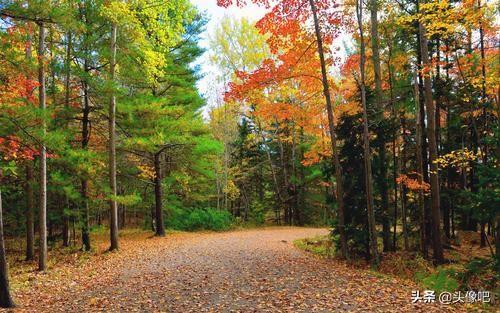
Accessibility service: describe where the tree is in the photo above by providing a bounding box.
[108,22,119,251]
[37,21,48,271]
[356,0,380,266]
[218,0,349,257]
[418,7,444,262]
[308,0,347,258]
[369,0,391,252]
[0,186,14,308]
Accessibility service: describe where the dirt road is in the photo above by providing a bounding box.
[12,227,462,312]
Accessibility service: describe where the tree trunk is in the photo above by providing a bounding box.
[25,163,35,260]
[419,21,444,262]
[0,189,14,308]
[401,114,409,251]
[108,23,119,251]
[64,32,72,118]
[496,214,500,259]
[309,0,348,259]
[416,25,432,250]
[387,42,398,251]
[37,22,48,271]
[24,26,35,261]
[369,0,390,253]
[61,31,72,249]
[62,198,70,247]
[414,71,427,257]
[81,69,91,251]
[154,153,165,236]
[357,0,379,266]
[478,0,488,159]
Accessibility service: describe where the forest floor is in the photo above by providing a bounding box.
[4,227,469,312]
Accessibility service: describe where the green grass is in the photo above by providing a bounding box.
[293,235,335,258]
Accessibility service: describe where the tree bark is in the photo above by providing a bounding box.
[309,0,348,259]
[154,153,166,236]
[37,22,48,271]
[24,27,35,261]
[400,115,409,251]
[25,163,35,260]
[0,189,15,308]
[81,64,91,251]
[369,0,390,252]
[419,21,444,262]
[416,23,432,249]
[108,23,119,251]
[357,0,379,266]
[387,38,398,251]
[62,202,70,247]
[414,71,427,257]
[496,214,500,259]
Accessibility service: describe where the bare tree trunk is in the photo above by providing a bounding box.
[309,0,348,259]
[496,214,500,259]
[80,161,90,251]
[414,71,427,256]
[419,21,444,262]
[0,189,14,308]
[62,199,70,247]
[24,27,35,261]
[81,62,91,251]
[154,153,165,236]
[387,42,398,251]
[369,0,390,252]
[416,26,432,250]
[62,31,72,249]
[478,0,489,248]
[25,163,35,260]
[37,22,48,271]
[400,115,409,251]
[108,23,119,251]
[357,0,379,266]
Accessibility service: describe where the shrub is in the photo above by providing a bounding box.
[415,268,459,294]
[165,207,233,231]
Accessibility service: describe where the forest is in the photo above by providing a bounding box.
[0,0,498,311]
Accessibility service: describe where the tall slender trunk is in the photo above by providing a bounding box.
[370,0,390,252]
[25,163,35,260]
[400,114,409,251]
[108,23,119,251]
[357,0,379,266]
[416,24,432,249]
[478,0,489,248]
[62,31,72,248]
[496,214,500,259]
[81,76,91,251]
[0,189,14,308]
[419,21,444,262]
[478,0,488,153]
[444,45,453,239]
[37,22,48,271]
[388,47,398,251]
[64,32,72,115]
[414,71,427,257]
[309,0,347,259]
[154,153,165,236]
[443,110,451,240]
[24,28,35,260]
[62,199,69,247]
